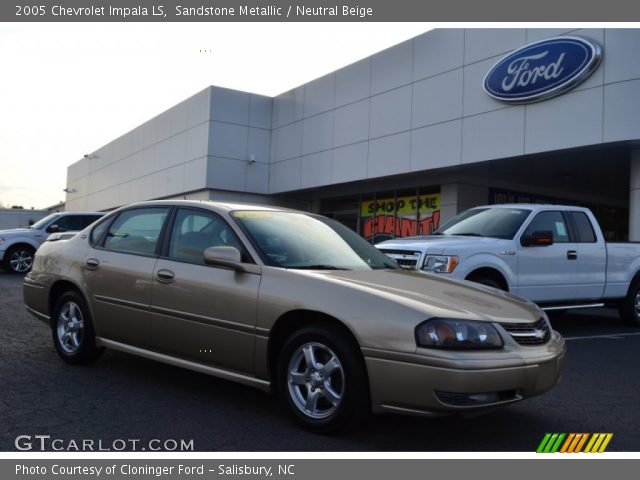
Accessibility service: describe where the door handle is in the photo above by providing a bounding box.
[156,269,175,283]
[86,258,100,270]
[567,250,578,260]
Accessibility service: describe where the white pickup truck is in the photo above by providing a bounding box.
[376,204,640,325]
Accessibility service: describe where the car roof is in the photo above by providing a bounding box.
[471,203,591,212]
[113,199,300,214]
[58,211,105,215]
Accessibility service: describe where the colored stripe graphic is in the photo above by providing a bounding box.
[544,433,559,453]
[567,433,584,452]
[550,433,566,453]
[598,434,614,453]
[536,433,552,453]
[574,433,589,452]
[584,433,598,452]
[538,433,613,453]
[560,433,575,453]
[585,433,614,453]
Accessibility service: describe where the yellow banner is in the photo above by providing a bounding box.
[360,194,440,218]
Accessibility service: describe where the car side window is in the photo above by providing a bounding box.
[168,209,246,265]
[524,211,570,243]
[569,212,597,243]
[103,208,169,256]
[90,217,112,246]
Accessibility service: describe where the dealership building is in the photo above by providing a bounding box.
[66,28,640,242]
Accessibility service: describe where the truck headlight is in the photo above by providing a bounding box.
[422,255,458,273]
[415,318,503,349]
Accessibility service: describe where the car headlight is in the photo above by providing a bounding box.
[0,237,5,246]
[422,255,458,273]
[415,318,503,349]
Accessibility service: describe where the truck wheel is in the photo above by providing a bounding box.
[277,324,370,433]
[52,291,104,364]
[619,280,640,326]
[3,245,35,273]
[468,276,502,291]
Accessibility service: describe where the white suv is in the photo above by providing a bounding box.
[0,212,103,273]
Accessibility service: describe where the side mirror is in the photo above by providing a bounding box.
[521,230,554,247]
[46,224,60,233]
[203,246,261,274]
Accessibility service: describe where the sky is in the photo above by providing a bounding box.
[0,22,431,210]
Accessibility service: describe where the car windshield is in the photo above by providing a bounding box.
[434,208,531,240]
[231,211,399,270]
[29,214,58,230]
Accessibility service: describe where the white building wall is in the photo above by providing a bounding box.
[206,87,272,195]
[66,88,213,211]
[65,28,640,213]
[268,28,640,194]
[66,87,272,211]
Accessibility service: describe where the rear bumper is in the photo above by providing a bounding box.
[366,332,566,416]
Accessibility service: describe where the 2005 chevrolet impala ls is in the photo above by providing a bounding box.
[23,200,565,432]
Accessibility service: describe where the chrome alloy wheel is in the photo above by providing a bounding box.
[287,342,344,419]
[56,301,84,355]
[9,249,33,273]
[635,290,640,321]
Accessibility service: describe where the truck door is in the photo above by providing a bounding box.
[566,211,607,301]
[517,210,578,303]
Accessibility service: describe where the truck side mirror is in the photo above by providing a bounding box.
[521,230,554,247]
[46,224,60,233]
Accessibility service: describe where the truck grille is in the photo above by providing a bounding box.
[378,249,421,269]
[500,317,551,346]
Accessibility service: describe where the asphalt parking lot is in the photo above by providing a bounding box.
[1,271,639,452]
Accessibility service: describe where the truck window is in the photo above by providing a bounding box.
[524,211,570,243]
[434,208,530,239]
[568,212,597,243]
[52,215,78,232]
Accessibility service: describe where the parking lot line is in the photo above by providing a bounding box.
[564,332,640,341]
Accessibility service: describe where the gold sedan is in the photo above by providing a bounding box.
[23,201,565,432]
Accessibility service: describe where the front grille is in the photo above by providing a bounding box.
[500,317,551,346]
[378,249,421,269]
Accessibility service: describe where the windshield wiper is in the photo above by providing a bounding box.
[288,265,349,270]
[453,232,484,237]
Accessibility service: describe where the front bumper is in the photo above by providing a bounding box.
[365,331,566,416]
[23,275,50,324]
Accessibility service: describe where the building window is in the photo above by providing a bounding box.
[359,189,441,243]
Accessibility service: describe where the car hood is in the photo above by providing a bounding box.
[0,228,33,237]
[376,235,502,253]
[305,268,540,324]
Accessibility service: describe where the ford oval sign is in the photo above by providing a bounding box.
[483,36,602,104]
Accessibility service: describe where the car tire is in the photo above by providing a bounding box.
[277,323,370,433]
[51,291,104,364]
[3,245,35,274]
[619,280,640,326]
